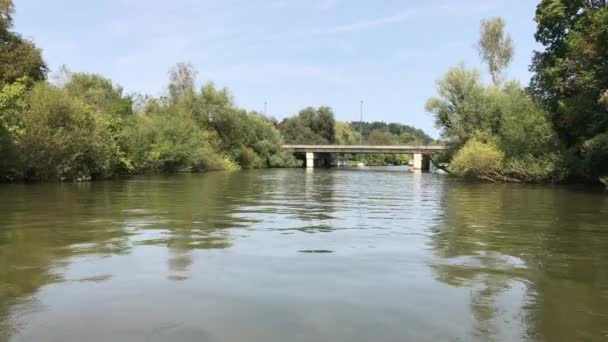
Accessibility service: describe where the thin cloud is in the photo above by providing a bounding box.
[296,0,502,36]
[308,8,422,34]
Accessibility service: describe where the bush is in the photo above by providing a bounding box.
[237,146,262,169]
[124,111,225,173]
[449,134,504,179]
[503,154,558,182]
[19,83,120,181]
[0,79,28,180]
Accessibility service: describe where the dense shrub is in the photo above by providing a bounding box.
[124,111,226,172]
[449,134,504,179]
[18,83,120,181]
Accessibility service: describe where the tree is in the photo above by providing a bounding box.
[350,121,433,144]
[168,62,197,103]
[0,1,46,87]
[367,129,394,145]
[335,121,362,145]
[0,0,13,24]
[477,17,514,85]
[449,133,505,180]
[530,0,608,180]
[425,63,498,145]
[280,106,336,144]
[18,83,122,181]
[427,66,557,182]
[0,78,27,180]
[64,72,133,117]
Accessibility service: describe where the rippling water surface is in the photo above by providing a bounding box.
[1,167,608,341]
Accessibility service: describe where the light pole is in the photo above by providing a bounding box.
[264,101,267,116]
[359,100,363,144]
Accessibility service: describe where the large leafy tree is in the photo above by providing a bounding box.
[0,0,46,87]
[425,63,499,145]
[280,106,336,144]
[530,0,608,179]
[64,73,133,117]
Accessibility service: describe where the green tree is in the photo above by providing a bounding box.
[477,17,514,85]
[64,73,133,117]
[18,83,121,181]
[0,0,46,87]
[425,64,499,145]
[280,106,336,144]
[124,110,228,172]
[335,121,362,145]
[449,133,505,180]
[427,66,557,182]
[0,78,27,179]
[0,0,14,24]
[351,121,433,144]
[124,64,298,172]
[367,129,394,145]
[530,0,608,180]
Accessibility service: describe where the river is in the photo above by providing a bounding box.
[1,167,607,341]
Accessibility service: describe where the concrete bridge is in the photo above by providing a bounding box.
[282,145,447,171]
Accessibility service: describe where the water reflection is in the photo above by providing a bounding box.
[1,170,608,341]
[0,182,133,340]
[430,181,608,341]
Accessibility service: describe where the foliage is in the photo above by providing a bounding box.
[503,154,558,183]
[124,111,227,172]
[350,121,433,144]
[449,133,505,180]
[426,64,500,145]
[477,17,514,85]
[237,146,262,169]
[427,64,558,182]
[367,129,394,145]
[18,83,121,181]
[0,0,14,23]
[496,82,557,159]
[0,78,27,179]
[280,106,336,144]
[64,73,133,117]
[335,121,362,145]
[0,78,27,133]
[530,0,608,180]
[0,0,46,88]
[124,64,299,173]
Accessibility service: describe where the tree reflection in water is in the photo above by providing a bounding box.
[430,181,608,341]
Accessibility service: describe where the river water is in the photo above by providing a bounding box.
[1,167,607,342]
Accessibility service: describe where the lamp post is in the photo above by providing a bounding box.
[359,100,363,144]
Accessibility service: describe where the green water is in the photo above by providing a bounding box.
[1,168,607,341]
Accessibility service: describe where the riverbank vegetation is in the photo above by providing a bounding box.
[0,0,300,181]
[0,1,426,181]
[427,2,608,184]
[2,1,606,185]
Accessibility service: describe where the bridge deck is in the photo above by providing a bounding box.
[282,145,446,154]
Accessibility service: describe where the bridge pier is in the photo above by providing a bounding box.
[412,153,431,172]
[306,152,315,168]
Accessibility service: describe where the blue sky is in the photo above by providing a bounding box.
[14,0,539,137]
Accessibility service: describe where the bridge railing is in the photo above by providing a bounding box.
[281,145,446,154]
